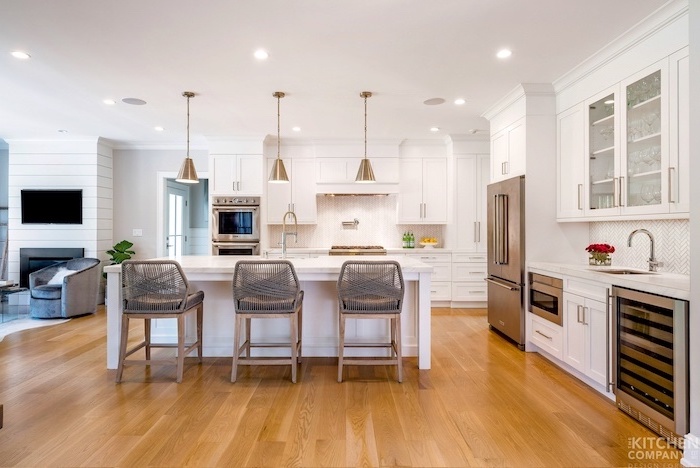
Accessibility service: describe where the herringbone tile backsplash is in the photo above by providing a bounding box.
[267,195,444,248]
[590,220,689,274]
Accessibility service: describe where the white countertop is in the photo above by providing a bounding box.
[263,247,452,255]
[104,254,434,275]
[528,261,690,301]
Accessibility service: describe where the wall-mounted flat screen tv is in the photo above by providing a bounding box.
[21,189,83,224]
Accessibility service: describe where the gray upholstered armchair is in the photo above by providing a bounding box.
[29,258,101,319]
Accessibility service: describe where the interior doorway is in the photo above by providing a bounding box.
[157,172,209,257]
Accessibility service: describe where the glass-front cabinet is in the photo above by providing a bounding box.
[587,90,618,215]
[620,63,668,215]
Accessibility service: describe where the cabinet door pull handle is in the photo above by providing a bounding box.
[424,203,427,219]
[583,306,589,325]
[577,305,582,324]
[535,330,552,340]
[613,178,618,207]
[476,222,481,243]
[619,177,625,207]
[606,288,612,393]
[474,222,478,243]
[669,167,676,203]
[577,184,583,211]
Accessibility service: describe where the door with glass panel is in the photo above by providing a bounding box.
[620,61,668,215]
[586,87,619,216]
[165,182,190,256]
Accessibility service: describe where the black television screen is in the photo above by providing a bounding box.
[21,189,83,224]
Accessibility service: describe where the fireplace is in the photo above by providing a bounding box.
[19,248,85,287]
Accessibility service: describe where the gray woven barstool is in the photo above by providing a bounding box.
[116,260,204,383]
[231,260,304,383]
[336,260,405,383]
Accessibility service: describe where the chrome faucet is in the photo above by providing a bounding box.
[280,210,298,258]
[627,229,659,272]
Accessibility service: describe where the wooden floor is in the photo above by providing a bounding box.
[0,307,681,467]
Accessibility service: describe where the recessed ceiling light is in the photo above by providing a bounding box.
[122,97,147,105]
[58,129,68,133]
[11,50,30,60]
[254,49,269,60]
[430,127,440,132]
[423,98,445,106]
[292,126,301,132]
[154,126,164,132]
[496,49,512,59]
[103,99,116,105]
[454,98,466,105]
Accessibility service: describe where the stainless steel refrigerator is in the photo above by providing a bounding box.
[486,175,525,349]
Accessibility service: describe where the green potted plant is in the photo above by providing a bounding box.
[101,240,136,303]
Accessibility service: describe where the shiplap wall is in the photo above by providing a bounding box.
[6,139,113,284]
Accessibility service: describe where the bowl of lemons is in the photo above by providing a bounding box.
[419,237,439,248]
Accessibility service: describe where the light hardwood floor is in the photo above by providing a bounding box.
[0,307,681,467]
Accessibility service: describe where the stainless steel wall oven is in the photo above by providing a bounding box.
[211,196,260,255]
[612,286,688,444]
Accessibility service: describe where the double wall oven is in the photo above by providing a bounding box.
[212,196,260,255]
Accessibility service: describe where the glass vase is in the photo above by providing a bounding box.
[589,254,612,266]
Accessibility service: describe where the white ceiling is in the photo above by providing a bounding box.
[0,0,669,146]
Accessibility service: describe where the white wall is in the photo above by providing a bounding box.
[6,139,113,282]
[112,147,208,259]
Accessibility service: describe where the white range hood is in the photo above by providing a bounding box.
[315,181,398,195]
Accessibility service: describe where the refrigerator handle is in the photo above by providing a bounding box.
[494,194,509,264]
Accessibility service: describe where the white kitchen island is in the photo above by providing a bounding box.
[104,255,433,370]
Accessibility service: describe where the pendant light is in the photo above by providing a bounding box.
[268,91,290,183]
[355,91,376,183]
[175,91,199,184]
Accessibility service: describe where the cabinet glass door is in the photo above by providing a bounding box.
[625,70,662,208]
[588,93,616,211]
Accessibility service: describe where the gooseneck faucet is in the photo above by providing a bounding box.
[280,210,298,258]
[627,228,659,272]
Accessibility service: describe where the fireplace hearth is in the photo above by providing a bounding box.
[19,248,85,287]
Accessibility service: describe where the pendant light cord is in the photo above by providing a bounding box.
[277,94,281,160]
[186,94,191,158]
[363,94,368,160]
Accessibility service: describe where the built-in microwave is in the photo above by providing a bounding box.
[212,196,260,242]
[528,272,563,326]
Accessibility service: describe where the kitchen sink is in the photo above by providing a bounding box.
[591,268,657,275]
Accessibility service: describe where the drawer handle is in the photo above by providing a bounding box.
[535,330,552,340]
[470,290,485,294]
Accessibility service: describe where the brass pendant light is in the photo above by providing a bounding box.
[268,91,290,183]
[355,91,376,183]
[175,91,199,184]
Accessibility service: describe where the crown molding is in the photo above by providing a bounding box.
[481,83,554,121]
[553,0,688,94]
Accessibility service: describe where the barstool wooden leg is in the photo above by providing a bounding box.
[144,318,151,361]
[231,314,242,383]
[395,314,403,383]
[176,315,185,383]
[297,306,303,363]
[290,312,298,383]
[116,314,130,382]
[197,304,203,363]
[245,317,252,357]
[337,313,346,383]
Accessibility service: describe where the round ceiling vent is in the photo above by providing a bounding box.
[423,98,445,105]
[122,98,147,105]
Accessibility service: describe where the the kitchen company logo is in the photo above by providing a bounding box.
[626,436,682,466]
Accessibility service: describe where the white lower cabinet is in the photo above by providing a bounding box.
[529,272,611,395]
[451,252,487,304]
[405,252,451,301]
[563,291,608,387]
[529,314,563,360]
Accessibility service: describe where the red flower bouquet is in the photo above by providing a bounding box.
[586,243,615,265]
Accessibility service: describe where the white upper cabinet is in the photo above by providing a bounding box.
[668,47,689,214]
[316,158,399,183]
[557,103,586,219]
[397,158,447,224]
[455,154,489,251]
[491,118,526,183]
[210,154,264,196]
[556,51,689,221]
[266,158,317,224]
